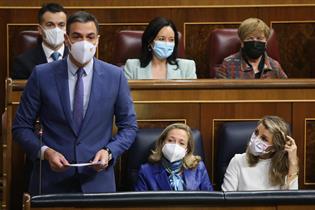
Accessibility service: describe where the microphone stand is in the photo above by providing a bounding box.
[38,128,43,195]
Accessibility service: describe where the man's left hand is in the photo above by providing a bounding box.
[91,149,109,172]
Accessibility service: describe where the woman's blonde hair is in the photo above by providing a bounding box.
[238,18,270,42]
[246,115,293,186]
[148,123,201,169]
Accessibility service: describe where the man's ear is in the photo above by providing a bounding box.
[64,34,71,49]
[95,35,100,46]
[38,24,44,37]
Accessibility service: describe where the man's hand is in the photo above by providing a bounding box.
[44,148,70,172]
[91,149,109,172]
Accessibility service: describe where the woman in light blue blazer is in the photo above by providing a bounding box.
[124,17,197,80]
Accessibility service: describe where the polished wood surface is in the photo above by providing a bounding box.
[1,0,315,7]
[3,79,315,209]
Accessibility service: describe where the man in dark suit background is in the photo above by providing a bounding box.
[13,10,138,195]
[12,3,68,79]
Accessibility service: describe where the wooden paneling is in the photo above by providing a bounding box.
[135,103,199,128]
[292,103,315,188]
[278,206,315,210]
[305,119,315,184]
[1,0,315,7]
[272,22,315,78]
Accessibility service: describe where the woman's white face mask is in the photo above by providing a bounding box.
[248,132,272,156]
[162,143,186,163]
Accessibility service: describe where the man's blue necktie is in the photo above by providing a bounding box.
[51,52,60,61]
[73,68,85,132]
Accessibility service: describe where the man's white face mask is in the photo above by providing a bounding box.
[69,40,97,64]
[162,143,186,163]
[42,27,65,48]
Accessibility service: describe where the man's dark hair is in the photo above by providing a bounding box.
[66,11,99,34]
[37,3,66,24]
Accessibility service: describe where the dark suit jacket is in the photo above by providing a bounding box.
[134,161,213,191]
[13,58,138,195]
[12,44,68,79]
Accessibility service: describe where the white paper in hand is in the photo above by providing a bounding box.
[68,162,101,167]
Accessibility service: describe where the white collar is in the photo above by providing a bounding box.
[67,56,94,76]
[42,42,65,59]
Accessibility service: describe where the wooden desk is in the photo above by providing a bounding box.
[3,79,315,210]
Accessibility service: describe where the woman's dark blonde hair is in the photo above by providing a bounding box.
[246,115,293,186]
[148,123,201,169]
[238,18,270,42]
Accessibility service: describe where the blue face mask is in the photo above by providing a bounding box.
[152,41,175,59]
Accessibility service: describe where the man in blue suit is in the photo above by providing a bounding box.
[13,11,138,195]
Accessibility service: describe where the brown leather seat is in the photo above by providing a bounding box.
[112,30,185,67]
[206,28,281,78]
[15,30,41,55]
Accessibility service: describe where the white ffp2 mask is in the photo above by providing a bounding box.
[162,143,186,163]
[43,27,65,48]
[70,40,97,64]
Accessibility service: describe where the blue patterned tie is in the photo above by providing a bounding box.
[73,68,85,132]
[51,51,60,61]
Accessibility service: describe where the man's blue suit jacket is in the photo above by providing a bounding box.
[13,58,138,195]
[134,161,213,191]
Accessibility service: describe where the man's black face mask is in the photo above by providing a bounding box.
[242,41,266,59]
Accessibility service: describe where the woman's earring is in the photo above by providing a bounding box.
[148,45,152,51]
